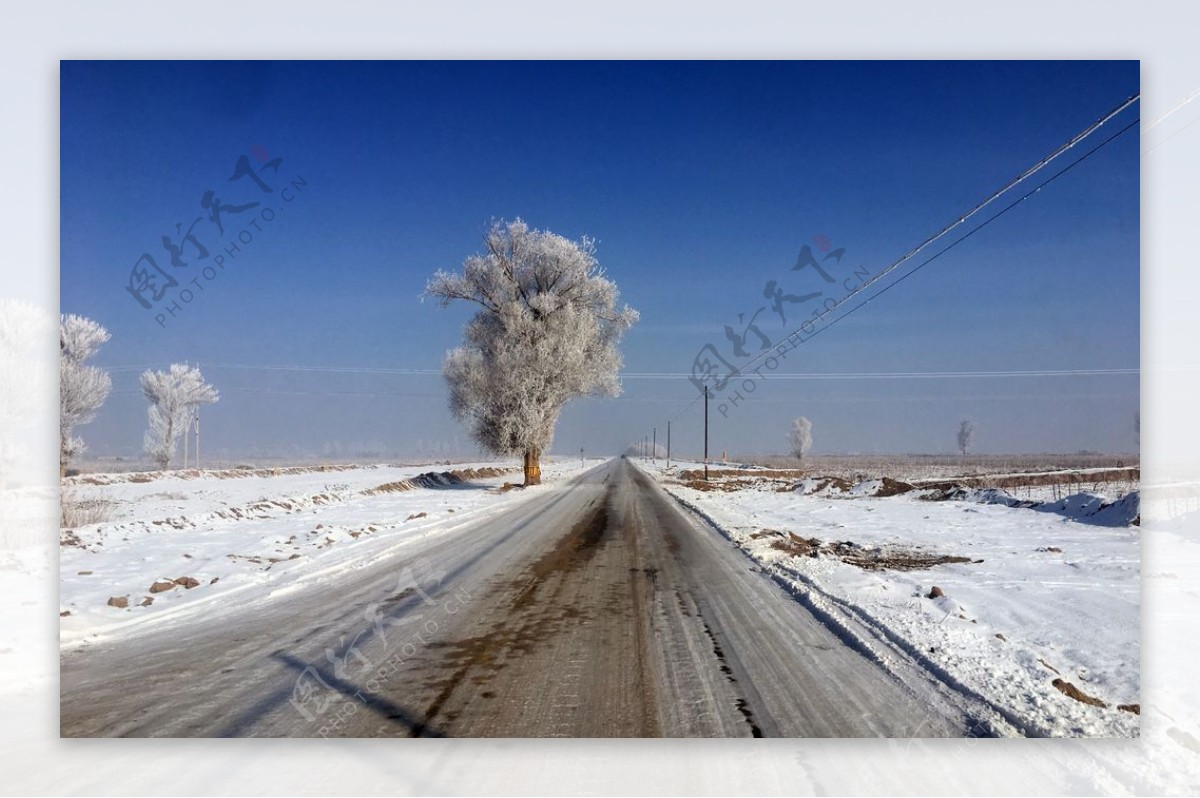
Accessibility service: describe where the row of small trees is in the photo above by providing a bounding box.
[787,417,980,460]
[59,315,218,475]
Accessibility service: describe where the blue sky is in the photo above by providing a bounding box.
[60,60,1140,461]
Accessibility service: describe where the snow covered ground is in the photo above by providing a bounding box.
[635,459,1141,738]
[0,456,1187,787]
[59,458,598,649]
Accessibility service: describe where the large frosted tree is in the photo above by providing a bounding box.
[60,314,112,477]
[427,219,638,485]
[789,416,813,461]
[141,364,219,470]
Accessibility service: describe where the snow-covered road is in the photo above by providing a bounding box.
[60,457,987,737]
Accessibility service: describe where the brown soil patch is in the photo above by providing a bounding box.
[769,532,821,558]
[367,481,415,495]
[874,477,918,497]
[449,467,514,481]
[768,530,972,572]
[798,476,854,494]
[915,467,1139,492]
[681,478,743,492]
[1052,678,1108,708]
[367,468,516,496]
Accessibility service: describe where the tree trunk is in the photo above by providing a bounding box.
[523,447,541,486]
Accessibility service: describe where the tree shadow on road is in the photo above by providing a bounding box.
[213,651,442,738]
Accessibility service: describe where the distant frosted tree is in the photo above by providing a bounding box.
[427,219,638,485]
[957,419,977,457]
[60,314,112,477]
[789,417,813,460]
[141,364,219,470]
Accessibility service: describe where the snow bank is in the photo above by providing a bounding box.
[946,486,1140,526]
[641,459,1140,738]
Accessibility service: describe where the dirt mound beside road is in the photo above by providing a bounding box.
[367,467,518,495]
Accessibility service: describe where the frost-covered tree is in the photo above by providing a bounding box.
[60,314,112,477]
[1,300,53,485]
[427,219,638,485]
[789,416,813,460]
[141,364,219,470]
[957,419,977,457]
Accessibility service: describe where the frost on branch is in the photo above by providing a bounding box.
[427,219,638,485]
[141,364,219,470]
[60,314,112,477]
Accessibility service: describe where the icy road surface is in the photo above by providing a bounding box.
[60,458,988,738]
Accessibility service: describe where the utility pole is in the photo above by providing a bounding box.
[652,427,656,466]
[667,420,671,469]
[182,360,189,470]
[704,387,709,482]
[190,360,200,470]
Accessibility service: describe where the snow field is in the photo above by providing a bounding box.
[58,458,597,648]
[638,459,1140,737]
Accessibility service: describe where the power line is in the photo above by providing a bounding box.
[1147,112,1200,154]
[666,95,1140,425]
[780,117,1140,371]
[1144,85,1200,133]
[103,364,1136,381]
[112,387,444,398]
[622,367,1137,380]
[104,364,445,375]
